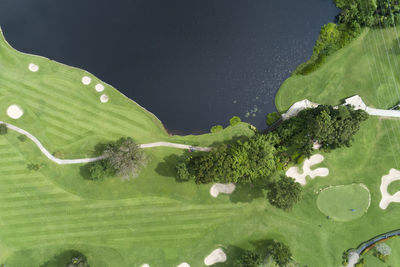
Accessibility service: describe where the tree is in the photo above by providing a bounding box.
[266,112,281,126]
[234,250,262,267]
[230,116,241,126]
[276,105,368,157]
[269,241,292,267]
[267,175,302,211]
[188,133,278,184]
[0,124,7,135]
[175,162,194,181]
[88,160,115,180]
[102,137,146,178]
[211,125,223,133]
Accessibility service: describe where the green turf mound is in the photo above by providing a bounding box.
[317,184,370,222]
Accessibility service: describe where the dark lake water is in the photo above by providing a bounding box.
[0,0,338,134]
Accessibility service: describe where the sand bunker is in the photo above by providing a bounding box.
[140,264,150,267]
[28,63,39,72]
[100,94,109,103]
[7,105,23,119]
[379,168,400,209]
[286,154,329,185]
[346,251,360,267]
[95,83,105,92]
[210,183,236,197]
[204,248,227,266]
[82,76,91,85]
[177,263,190,267]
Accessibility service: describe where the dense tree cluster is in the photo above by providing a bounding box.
[266,112,281,126]
[276,105,368,157]
[234,241,292,267]
[88,137,145,180]
[335,0,400,28]
[267,175,302,211]
[188,133,279,184]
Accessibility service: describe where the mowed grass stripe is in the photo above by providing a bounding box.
[1,213,231,239]
[2,208,236,230]
[3,222,216,243]
[11,81,139,133]
[0,201,235,221]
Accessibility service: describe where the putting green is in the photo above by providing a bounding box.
[317,184,370,222]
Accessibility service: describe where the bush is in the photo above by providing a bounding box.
[230,116,241,126]
[18,135,27,142]
[267,175,302,211]
[0,124,7,135]
[88,160,115,180]
[175,162,194,181]
[269,241,292,267]
[53,151,64,159]
[27,163,44,171]
[210,125,223,133]
[233,250,262,267]
[266,112,280,126]
[355,258,365,267]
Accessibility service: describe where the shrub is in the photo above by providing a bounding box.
[210,125,223,133]
[269,241,292,267]
[175,162,194,181]
[87,160,115,180]
[229,116,241,126]
[27,163,44,171]
[18,135,27,142]
[355,258,365,267]
[233,250,262,267]
[266,112,280,126]
[0,124,7,135]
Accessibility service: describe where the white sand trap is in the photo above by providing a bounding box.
[346,251,360,267]
[210,183,236,197]
[100,94,109,103]
[204,248,227,266]
[82,76,91,85]
[7,105,23,119]
[177,263,190,267]
[286,154,329,185]
[28,63,39,72]
[379,168,400,209]
[140,264,150,267]
[312,141,321,150]
[95,83,105,92]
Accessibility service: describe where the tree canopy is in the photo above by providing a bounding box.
[188,133,278,184]
[233,250,263,267]
[276,105,368,156]
[88,137,145,180]
[269,241,292,267]
[267,175,302,211]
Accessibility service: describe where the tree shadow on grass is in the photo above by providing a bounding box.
[40,250,88,267]
[155,153,186,181]
[229,183,265,203]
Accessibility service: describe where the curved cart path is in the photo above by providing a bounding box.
[0,121,211,165]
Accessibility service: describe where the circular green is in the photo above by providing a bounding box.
[317,184,370,222]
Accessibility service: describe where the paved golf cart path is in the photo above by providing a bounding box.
[0,121,211,165]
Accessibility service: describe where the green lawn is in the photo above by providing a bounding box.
[316,184,370,222]
[4,23,400,266]
[276,27,400,113]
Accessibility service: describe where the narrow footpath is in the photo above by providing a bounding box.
[0,121,211,165]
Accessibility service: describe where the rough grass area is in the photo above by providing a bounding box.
[275,27,400,112]
[317,184,370,222]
